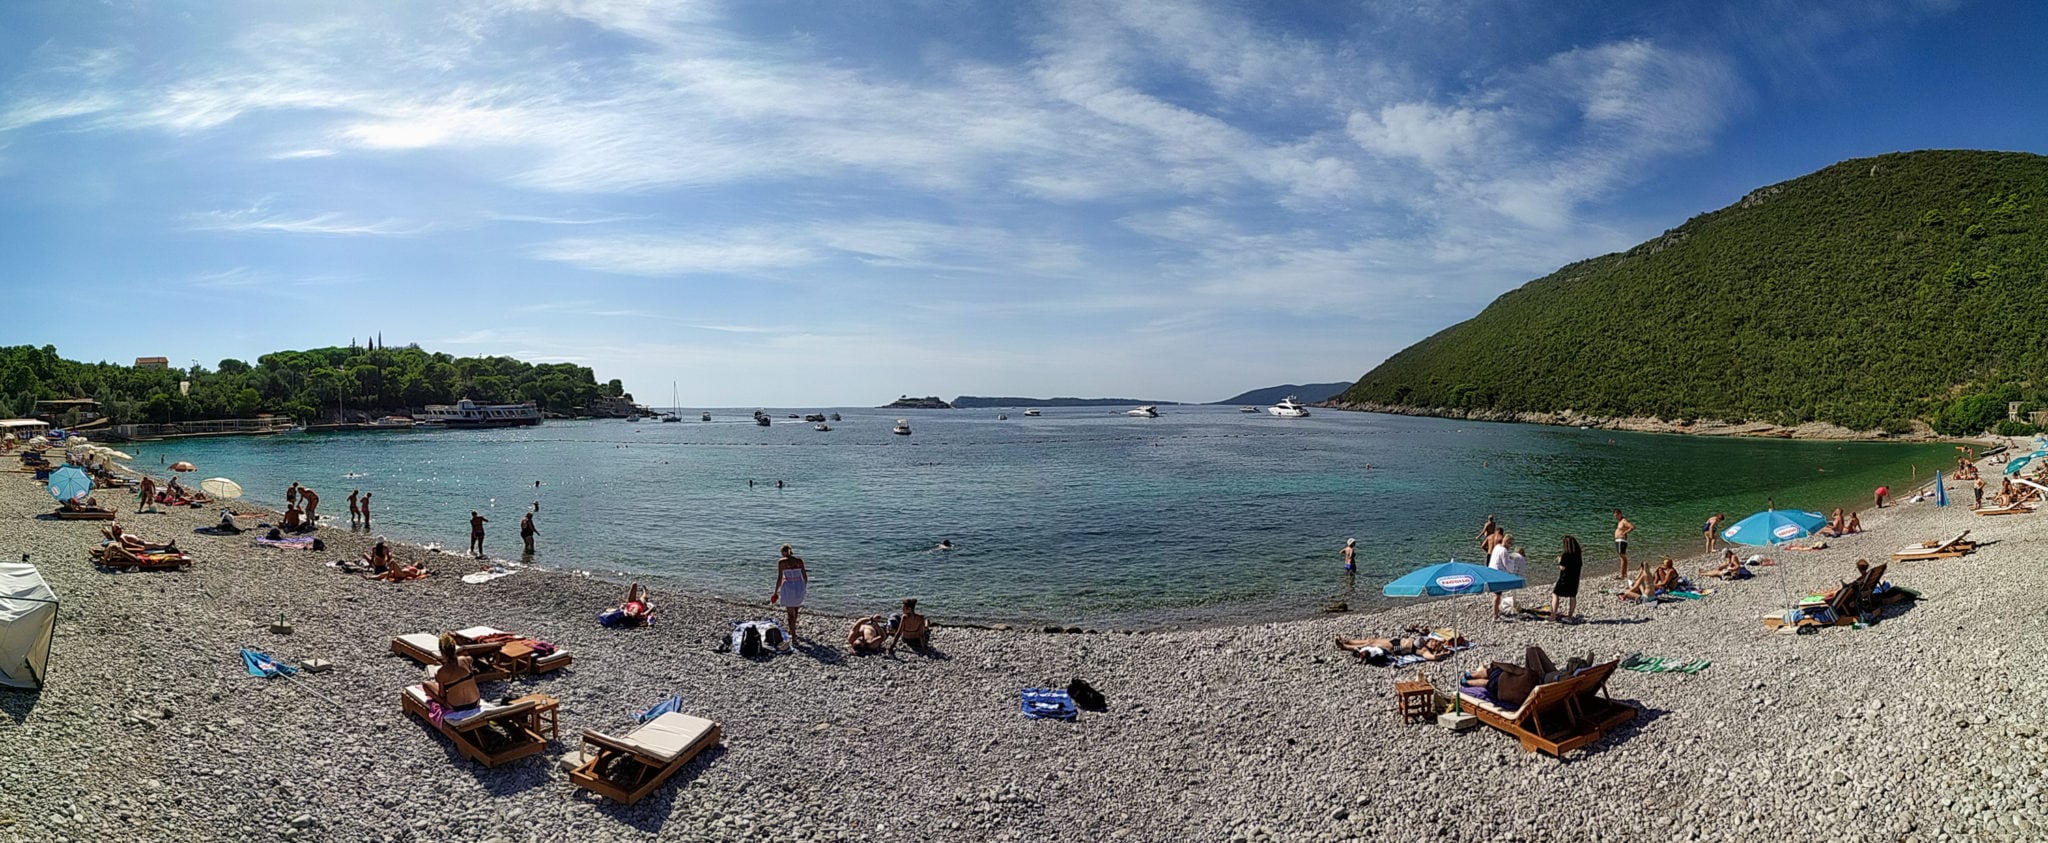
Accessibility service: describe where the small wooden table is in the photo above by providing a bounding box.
[1395,678,1436,724]
[511,693,560,740]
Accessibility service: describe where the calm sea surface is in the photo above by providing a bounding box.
[124,408,1953,627]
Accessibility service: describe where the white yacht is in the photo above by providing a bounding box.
[1126,406,1159,418]
[1022,408,1041,417]
[1267,397,1311,417]
[892,419,912,435]
[419,399,543,428]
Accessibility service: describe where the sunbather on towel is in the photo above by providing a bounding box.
[847,615,889,653]
[1621,558,1681,600]
[1334,635,1457,664]
[423,633,483,715]
[1700,550,1753,580]
[620,583,653,625]
[365,539,395,573]
[214,509,243,534]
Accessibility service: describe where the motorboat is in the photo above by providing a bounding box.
[892,419,912,435]
[997,414,1008,420]
[363,415,414,429]
[1022,409,1041,417]
[753,410,771,426]
[1268,397,1311,417]
[804,413,827,423]
[830,412,841,422]
[814,423,832,431]
[1126,406,1158,418]
[1239,406,1260,413]
[701,412,712,421]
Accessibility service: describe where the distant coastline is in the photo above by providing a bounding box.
[949,396,1184,408]
[1323,400,1963,442]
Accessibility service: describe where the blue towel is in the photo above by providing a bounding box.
[1021,688,1077,721]
[240,647,297,679]
[637,694,683,723]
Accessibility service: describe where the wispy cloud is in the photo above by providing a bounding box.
[188,204,428,236]
[531,230,819,277]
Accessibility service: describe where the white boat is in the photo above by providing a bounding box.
[362,415,414,429]
[1267,397,1310,417]
[1126,406,1158,418]
[419,398,543,428]
[997,414,1008,420]
[892,419,912,435]
[662,382,682,422]
[814,423,832,431]
[1022,408,1041,417]
[1239,406,1260,413]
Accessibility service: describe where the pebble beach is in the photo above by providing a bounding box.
[4,459,2047,843]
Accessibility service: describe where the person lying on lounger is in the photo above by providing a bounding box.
[847,615,890,653]
[1333,633,1461,664]
[107,523,177,553]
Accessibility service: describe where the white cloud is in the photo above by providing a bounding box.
[188,205,427,236]
[531,231,819,276]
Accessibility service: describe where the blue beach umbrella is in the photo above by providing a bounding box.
[1383,560,1525,597]
[1935,470,1947,507]
[1720,509,1826,547]
[46,466,92,503]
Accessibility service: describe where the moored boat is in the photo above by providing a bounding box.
[892,419,912,435]
[419,399,543,428]
[1267,397,1310,418]
[1126,406,1158,418]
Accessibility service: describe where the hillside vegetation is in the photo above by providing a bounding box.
[1339,150,2048,435]
[0,344,622,425]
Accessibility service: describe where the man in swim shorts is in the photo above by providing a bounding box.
[1613,509,1634,579]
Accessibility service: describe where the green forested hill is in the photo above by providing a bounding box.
[1339,150,2048,435]
[0,344,623,425]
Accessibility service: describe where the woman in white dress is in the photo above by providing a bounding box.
[770,544,809,644]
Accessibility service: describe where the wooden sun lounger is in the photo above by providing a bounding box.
[569,712,722,805]
[1972,501,2035,516]
[1892,531,1975,561]
[1456,661,1636,758]
[389,627,572,678]
[400,685,559,767]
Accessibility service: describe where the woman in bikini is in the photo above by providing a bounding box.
[423,633,483,716]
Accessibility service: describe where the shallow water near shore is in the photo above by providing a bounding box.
[121,407,1953,627]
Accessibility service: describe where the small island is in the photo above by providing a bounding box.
[885,395,953,409]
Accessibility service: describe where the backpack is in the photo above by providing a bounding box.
[734,623,765,658]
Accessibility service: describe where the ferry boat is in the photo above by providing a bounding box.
[1126,406,1159,418]
[892,419,912,435]
[418,399,543,428]
[1267,397,1310,417]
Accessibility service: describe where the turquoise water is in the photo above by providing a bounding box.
[123,409,1953,627]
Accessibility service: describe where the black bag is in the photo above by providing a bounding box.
[762,624,786,651]
[1068,678,1108,712]
[735,623,765,658]
[310,538,325,552]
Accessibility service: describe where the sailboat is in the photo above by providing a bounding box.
[661,383,682,422]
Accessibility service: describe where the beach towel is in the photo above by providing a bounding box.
[240,647,297,679]
[1620,654,1710,674]
[1021,688,1078,721]
[637,694,685,723]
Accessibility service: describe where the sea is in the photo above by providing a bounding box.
[121,407,1956,628]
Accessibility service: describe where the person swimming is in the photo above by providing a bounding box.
[935,539,954,551]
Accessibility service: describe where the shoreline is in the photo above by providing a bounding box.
[1320,400,1988,443]
[5,451,2046,841]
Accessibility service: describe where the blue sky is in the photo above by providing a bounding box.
[1,0,2039,406]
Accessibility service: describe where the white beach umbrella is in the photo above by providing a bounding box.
[200,477,244,500]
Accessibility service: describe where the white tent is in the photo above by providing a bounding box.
[0,563,57,689]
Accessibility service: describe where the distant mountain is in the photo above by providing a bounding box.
[1338,150,2048,436]
[1211,382,1353,406]
[884,396,953,409]
[951,396,1184,408]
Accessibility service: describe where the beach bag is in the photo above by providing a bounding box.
[1068,679,1108,712]
[310,538,325,552]
[762,623,786,651]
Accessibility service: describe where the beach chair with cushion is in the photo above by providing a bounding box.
[400,684,559,767]
[390,626,571,678]
[1457,660,1636,757]
[569,711,722,805]
[1892,531,1975,561]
